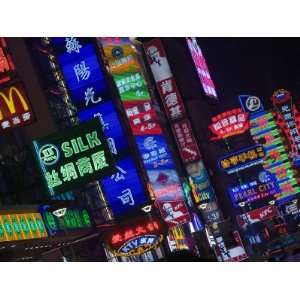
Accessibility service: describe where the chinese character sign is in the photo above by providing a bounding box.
[136,135,175,170]
[249,111,300,204]
[0,82,35,131]
[228,171,280,207]
[236,205,279,229]
[40,205,92,236]
[79,101,130,159]
[271,89,300,166]
[52,38,111,112]
[172,119,201,163]
[209,108,249,140]
[32,119,115,196]
[144,39,186,120]
[124,100,162,135]
[0,213,48,242]
[103,216,164,256]
[219,144,265,174]
[186,37,218,99]
[53,37,150,219]
[0,37,16,84]
[157,200,191,228]
[101,157,148,217]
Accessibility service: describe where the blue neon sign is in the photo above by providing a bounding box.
[136,135,175,170]
[101,156,148,217]
[79,101,129,159]
[53,39,111,112]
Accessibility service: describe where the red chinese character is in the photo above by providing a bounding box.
[135,226,147,235]
[146,222,155,232]
[0,48,10,73]
[111,233,123,244]
[124,229,135,240]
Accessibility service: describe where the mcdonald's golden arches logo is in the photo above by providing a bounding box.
[0,82,34,131]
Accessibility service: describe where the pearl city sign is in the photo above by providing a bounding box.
[32,119,115,196]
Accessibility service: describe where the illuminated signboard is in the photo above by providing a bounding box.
[248,106,300,203]
[0,37,16,84]
[40,206,92,236]
[271,89,300,166]
[100,38,189,225]
[33,119,115,196]
[239,95,264,114]
[0,82,35,131]
[218,144,265,174]
[171,119,201,163]
[101,156,148,217]
[236,205,279,229]
[79,101,129,159]
[124,100,162,135]
[200,201,222,224]
[215,231,248,262]
[136,135,175,169]
[209,108,249,140]
[228,171,280,207]
[157,199,191,227]
[53,37,150,218]
[186,37,218,99]
[0,213,48,242]
[52,38,111,112]
[186,161,217,204]
[103,216,164,256]
[148,169,185,202]
[143,38,186,120]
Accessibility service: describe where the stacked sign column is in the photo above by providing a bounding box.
[50,38,148,219]
[143,38,222,229]
[100,38,191,233]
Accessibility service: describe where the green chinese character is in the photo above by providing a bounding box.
[12,217,22,240]
[82,210,91,227]
[45,170,62,189]
[28,217,37,236]
[20,217,29,238]
[91,151,108,171]
[60,162,78,182]
[74,210,83,228]
[45,212,57,231]
[69,210,77,228]
[76,157,93,177]
[0,224,5,240]
[4,219,13,238]
[35,218,45,234]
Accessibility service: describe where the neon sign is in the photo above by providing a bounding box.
[100,38,189,225]
[0,213,48,242]
[40,206,92,236]
[52,37,149,218]
[218,144,265,174]
[0,82,35,131]
[53,39,111,112]
[103,216,164,256]
[33,119,115,196]
[228,171,280,207]
[236,205,279,229]
[186,37,218,99]
[249,106,300,203]
[0,37,16,84]
[271,89,300,166]
[209,108,249,140]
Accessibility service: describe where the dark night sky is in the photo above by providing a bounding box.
[198,38,300,111]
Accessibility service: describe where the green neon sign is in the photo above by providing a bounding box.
[33,119,116,196]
